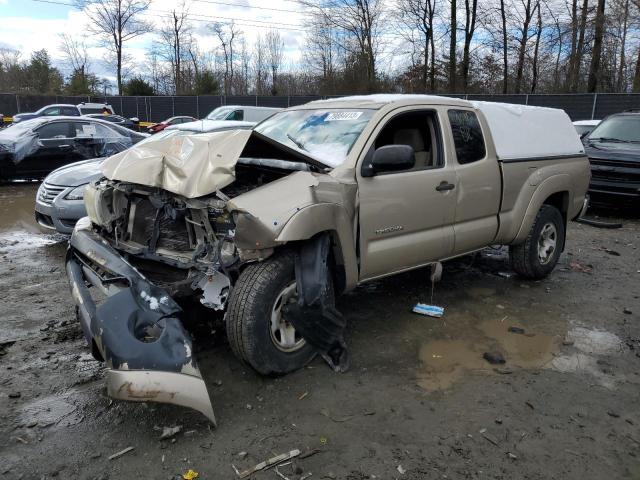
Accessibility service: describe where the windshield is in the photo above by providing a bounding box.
[206,107,234,120]
[588,116,640,143]
[254,108,375,167]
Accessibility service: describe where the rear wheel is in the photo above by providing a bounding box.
[225,253,316,375]
[510,205,565,279]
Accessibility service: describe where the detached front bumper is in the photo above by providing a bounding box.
[65,220,215,423]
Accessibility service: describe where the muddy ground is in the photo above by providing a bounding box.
[0,183,638,480]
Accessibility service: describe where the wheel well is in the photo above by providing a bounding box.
[270,231,347,294]
[542,191,569,250]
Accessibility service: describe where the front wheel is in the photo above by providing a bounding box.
[509,205,565,279]
[225,253,317,375]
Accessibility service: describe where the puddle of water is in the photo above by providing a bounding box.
[0,183,41,233]
[0,184,66,251]
[417,314,624,392]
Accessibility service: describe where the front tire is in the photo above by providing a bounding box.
[509,205,565,279]
[225,253,316,375]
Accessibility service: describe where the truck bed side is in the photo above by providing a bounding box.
[494,155,590,245]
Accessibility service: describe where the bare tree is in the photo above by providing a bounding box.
[158,1,190,94]
[499,0,509,93]
[461,0,479,91]
[214,22,241,95]
[588,0,606,91]
[394,0,438,91]
[301,0,385,92]
[449,0,458,92]
[530,1,543,92]
[253,33,268,95]
[266,29,284,95]
[75,0,151,95]
[59,34,90,78]
[514,0,540,93]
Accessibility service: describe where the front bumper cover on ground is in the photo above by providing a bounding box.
[65,222,215,423]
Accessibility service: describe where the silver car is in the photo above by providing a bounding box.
[35,120,255,234]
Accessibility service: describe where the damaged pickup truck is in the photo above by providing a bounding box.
[65,95,590,423]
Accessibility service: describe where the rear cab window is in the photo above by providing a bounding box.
[447,109,486,164]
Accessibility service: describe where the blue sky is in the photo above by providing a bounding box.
[1,0,72,19]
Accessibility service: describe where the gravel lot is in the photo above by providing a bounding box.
[0,183,639,480]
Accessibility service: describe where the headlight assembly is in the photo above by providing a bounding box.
[65,184,88,201]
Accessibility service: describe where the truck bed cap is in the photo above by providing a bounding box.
[472,101,585,161]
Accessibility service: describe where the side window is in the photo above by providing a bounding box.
[448,109,486,164]
[72,121,121,138]
[226,110,244,121]
[63,107,79,116]
[372,110,441,171]
[43,107,61,116]
[36,122,71,139]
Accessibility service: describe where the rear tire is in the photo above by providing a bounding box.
[225,253,317,375]
[510,205,564,280]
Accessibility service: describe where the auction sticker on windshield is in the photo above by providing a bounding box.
[325,112,363,121]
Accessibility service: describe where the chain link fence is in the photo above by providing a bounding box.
[2,92,639,123]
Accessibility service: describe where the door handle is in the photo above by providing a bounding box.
[58,144,71,149]
[435,181,455,192]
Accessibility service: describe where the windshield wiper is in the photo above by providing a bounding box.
[286,133,308,152]
[589,137,629,143]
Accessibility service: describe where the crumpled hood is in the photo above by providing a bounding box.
[46,157,105,187]
[101,129,253,198]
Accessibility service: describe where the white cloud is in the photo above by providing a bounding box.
[1,0,307,82]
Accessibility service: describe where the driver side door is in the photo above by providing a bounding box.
[357,107,458,280]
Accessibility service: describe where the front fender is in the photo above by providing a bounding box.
[276,203,358,292]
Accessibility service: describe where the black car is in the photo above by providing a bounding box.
[584,111,640,205]
[83,113,138,131]
[0,116,147,181]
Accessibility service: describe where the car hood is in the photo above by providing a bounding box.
[46,157,105,187]
[12,113,37,121]
[101,129,328,198]
[584,142,640,164]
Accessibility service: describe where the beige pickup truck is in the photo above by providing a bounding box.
[65,95,590,422]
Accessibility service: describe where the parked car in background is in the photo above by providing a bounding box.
[147,116,198,134]
[83,113,138,131]
[35,120,254,234]
[11,103,115,124]
[583,111,640,204]
[0,116,146,181]
[573,119,601,138]
[205,105,281,122]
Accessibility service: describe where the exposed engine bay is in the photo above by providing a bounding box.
[82,159,301,309]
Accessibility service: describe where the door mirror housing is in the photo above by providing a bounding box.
[362,144,415,177]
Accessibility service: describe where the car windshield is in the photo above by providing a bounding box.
[206,107,234,120]
[588,116,640,143]
[254,108,376,167]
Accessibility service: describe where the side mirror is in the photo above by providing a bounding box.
[362,145,415,177]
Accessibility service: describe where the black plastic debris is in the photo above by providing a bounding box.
[283,233,349,373]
